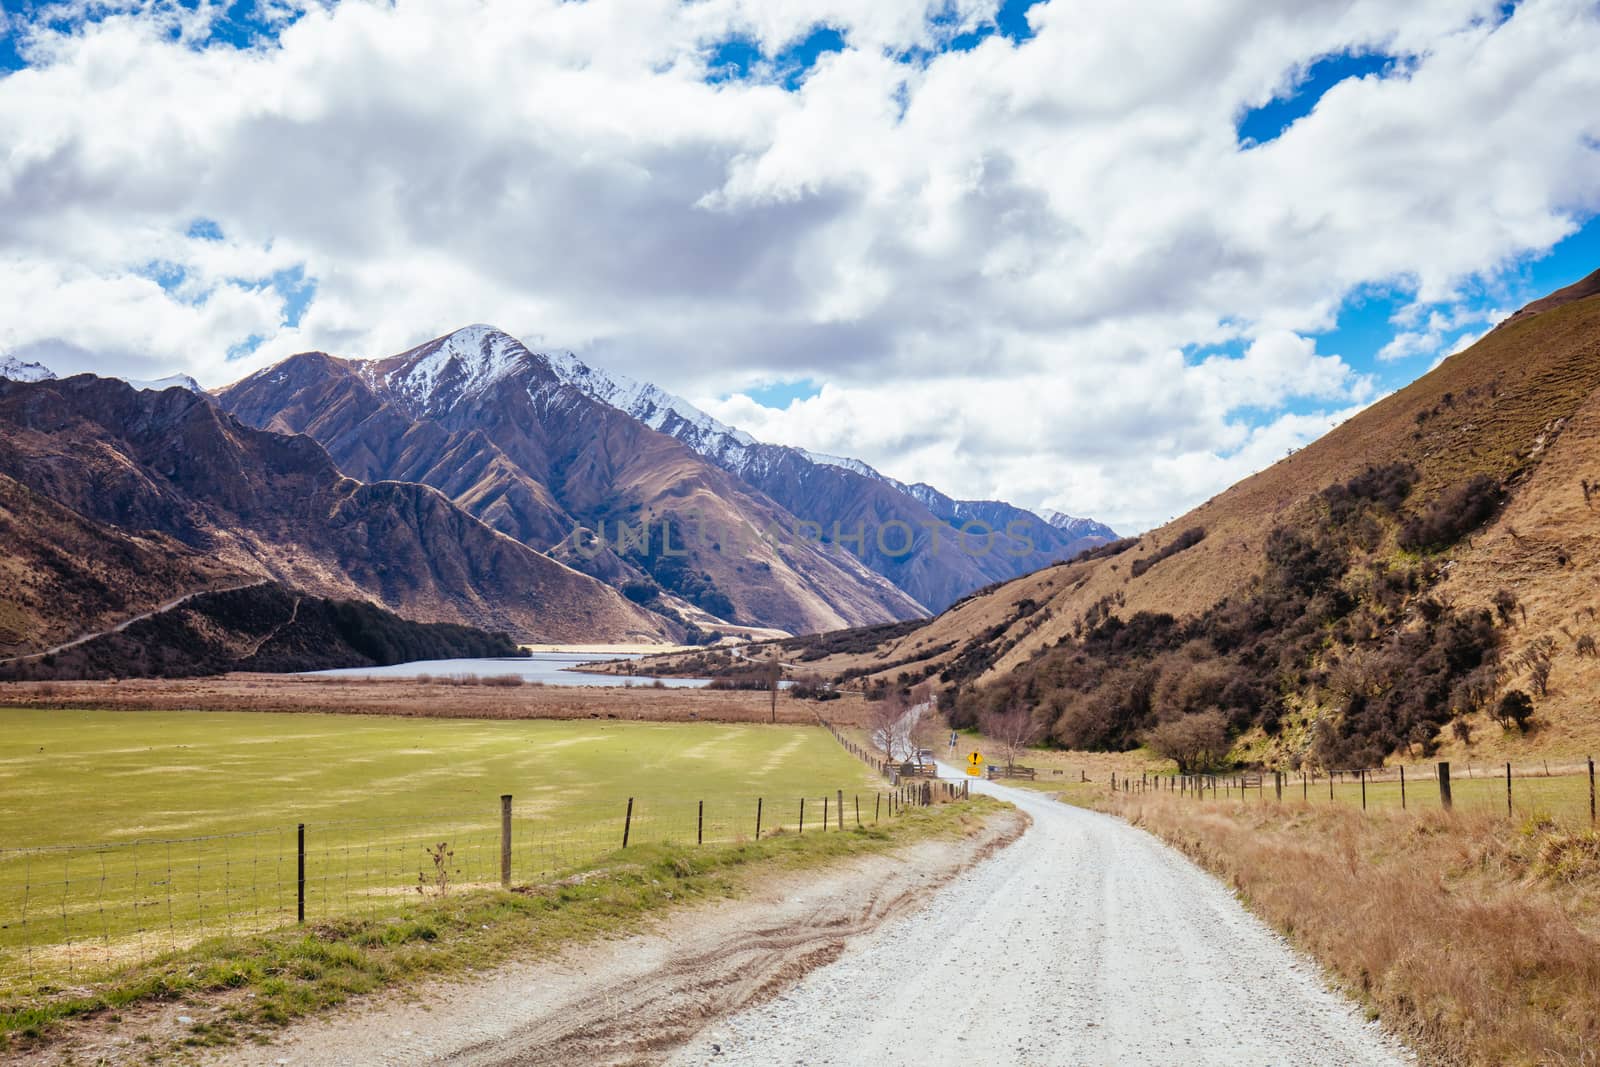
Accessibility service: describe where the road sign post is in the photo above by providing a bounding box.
[966,751,984,777]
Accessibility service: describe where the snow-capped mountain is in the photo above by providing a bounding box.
[1039,508,1121,543]
[0,356,56,383]
[0,355,200,393]
[220,325,1120,622]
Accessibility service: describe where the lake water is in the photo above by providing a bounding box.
[301,651,709,688]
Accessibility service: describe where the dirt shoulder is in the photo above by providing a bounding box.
[215,807,1023,1067]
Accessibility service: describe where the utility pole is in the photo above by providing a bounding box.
[769,652,779,723]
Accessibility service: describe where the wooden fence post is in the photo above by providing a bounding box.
[800,797,806,835]
[1360,769,1367,811]
[756,797,763,839]
[1399,767,1406,811]
[500,794,512,888]
[697,800,704,846]
[855,794,861,827]
[875,793,881,823]
[1590,757,1596,823]
[297,822,305,925]
[1274,771,1282,802]
[1438,761,1453,810]
[838,790,845,831]
[622,797,634,848]
[1506,762,1513,818]
[822,795,829,831]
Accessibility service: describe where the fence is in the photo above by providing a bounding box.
[823,722,974,795]
[1111,758,1598,824]
[0,781,958,993]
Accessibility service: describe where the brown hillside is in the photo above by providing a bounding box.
[776,270,1600,755]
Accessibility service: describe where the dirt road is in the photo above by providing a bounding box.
[209,776,1409,1067]
[670,773,1411,1066]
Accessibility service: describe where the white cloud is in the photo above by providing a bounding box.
[0,0,1597,530]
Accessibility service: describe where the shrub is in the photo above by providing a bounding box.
[1398,475,1502,553]
[1496,689,1534,732]
[1129,527,1205,578]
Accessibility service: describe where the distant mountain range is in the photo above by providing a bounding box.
[218,326,1116,631]
[0,330,1116,659]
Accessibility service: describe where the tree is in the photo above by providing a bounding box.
[980,702,1044,769]
[1142,711,1229,774]
[1496,689,1534,732]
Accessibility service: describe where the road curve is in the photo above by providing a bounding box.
[667,773,1411,1067]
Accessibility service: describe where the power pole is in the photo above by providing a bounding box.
[769,653,779,723]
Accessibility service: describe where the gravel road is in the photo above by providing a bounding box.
[667,772,1411,1067]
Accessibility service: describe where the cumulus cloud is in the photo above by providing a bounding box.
[0,0,1597,530]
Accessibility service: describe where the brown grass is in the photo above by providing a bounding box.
[0,674,876,726]
[1102,793,1600,1066]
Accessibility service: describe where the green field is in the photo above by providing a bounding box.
[0,709,881,989]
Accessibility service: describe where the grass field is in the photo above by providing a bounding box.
[0,708,881,990]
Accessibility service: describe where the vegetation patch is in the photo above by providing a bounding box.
[1094,793,1600,1066]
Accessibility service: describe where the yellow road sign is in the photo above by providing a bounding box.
[966,751,984,777]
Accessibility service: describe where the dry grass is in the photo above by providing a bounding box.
[1101,793,1600,1066]
[0,674,876,726]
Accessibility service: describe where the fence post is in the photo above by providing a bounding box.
[1302,772,1307,802]
[623,797,634,848]
[838,790,845,831]
[875,793,881,823]
[800,797,806,835]
[1506,762,1513,818]
[1438,761,1453,810]
[297,823,305,925]
[698,800,704,846]
[500,794,512,888]
[1360,769,1367,811]
[756,797,763,839]
[1274,771,1282,802]
[823,795,829,831]
[1399,767,1406,811]
[855,795,861,827]
[1590,757,1596,823]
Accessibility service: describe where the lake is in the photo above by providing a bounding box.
[301,651,709,688]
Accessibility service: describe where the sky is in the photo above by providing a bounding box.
[1,1,1598,533]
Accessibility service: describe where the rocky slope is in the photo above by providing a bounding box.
[0,374,672,644]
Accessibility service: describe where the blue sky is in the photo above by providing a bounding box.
[2,0,1597,531]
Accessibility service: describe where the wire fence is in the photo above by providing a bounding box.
[1111,757,1598,825]
[0,782,959,993]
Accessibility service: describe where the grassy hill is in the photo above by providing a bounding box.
[775,267,1600,765]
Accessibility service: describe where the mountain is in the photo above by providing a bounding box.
[0,356,202,393]
[771,266,1600,764]
[220,327,1114,628]
[0,373,673,644]
[0,471,249,657]
[0,356,55,383]
[539,348,1118,609]
[219,327,927,635]
[1040,508,1121,543]
[0,582,525,681]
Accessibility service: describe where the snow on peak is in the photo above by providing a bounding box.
[799,450,883,480]
[544,350,757,453]
[0,356,56,383]
[121,373,203,393]
[384,325,531,409]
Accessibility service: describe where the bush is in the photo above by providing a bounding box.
[1129,527,1205,578]
[1143,710,1229,773]
[1497,689,1534,732]
[1398,475,1502,553]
